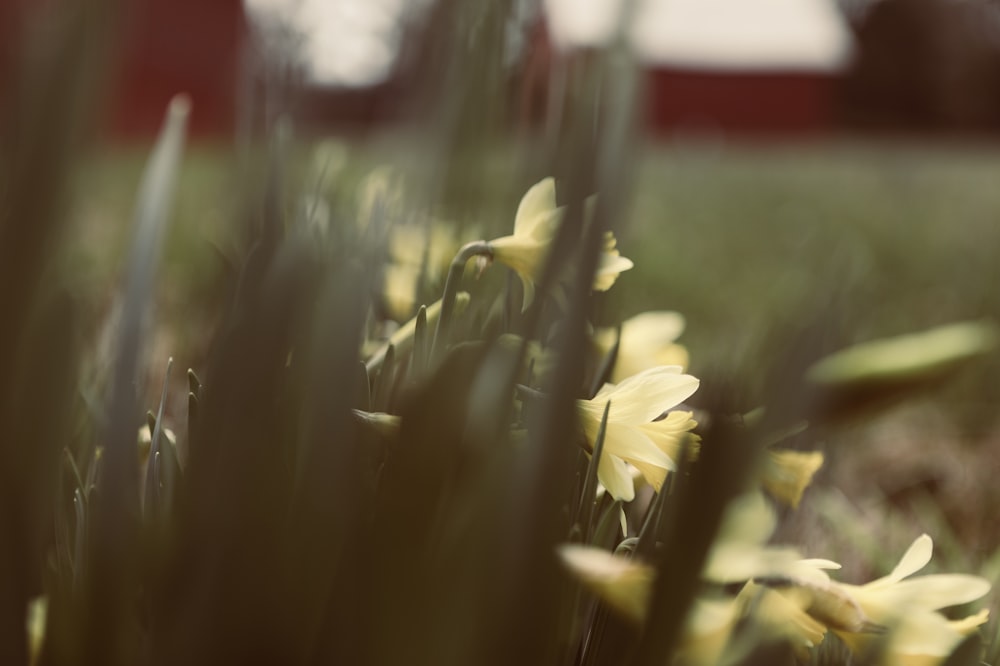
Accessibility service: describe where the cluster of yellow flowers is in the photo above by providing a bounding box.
[358,176,993,666]
[560,499,990,666]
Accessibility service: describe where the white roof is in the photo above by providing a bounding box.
[545,0,854,73]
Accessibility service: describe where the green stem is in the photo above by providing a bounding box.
[431,240,492,358]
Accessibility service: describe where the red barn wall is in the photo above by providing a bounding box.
[0,0,246,139]
[645,68,841,135]
[107,0,247,139]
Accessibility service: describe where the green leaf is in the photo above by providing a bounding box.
[805,320,998,424]
[579,400,611,543]
[807,320,997,389]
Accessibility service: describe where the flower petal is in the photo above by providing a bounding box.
[519,273,536,312]
[874,609,972,659]
[526,208,563,242]
[638,412,697,460]
[621,311,686,351]
[593,252,635,291]
[762,449,824,508]
[603,423,674,469]
[591,366,699,424]
[557,544,653,624]
[863,574,991,613]
[598,453,636,502]
[875,534,933,586]
[515,178,557,235]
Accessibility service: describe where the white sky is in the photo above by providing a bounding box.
[244,0,853,87]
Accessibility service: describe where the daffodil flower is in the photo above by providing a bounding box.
[488,178,633,310]
[383,222,466,320]
[697,496,836,659]
[761,449,824,508]
[828,534,991,665]
[752,534,991,665]
[557,494,834,664]
[577,366,699,502]
[594,311,691,382]
[557,544,654,624]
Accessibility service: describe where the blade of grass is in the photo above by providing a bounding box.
[578,401,611,543]
[85,96,189,665]
[144,357,173,516]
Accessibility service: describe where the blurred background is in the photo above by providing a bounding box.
[8,0,1000,137]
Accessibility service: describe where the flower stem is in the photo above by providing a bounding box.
[432,240,492,359]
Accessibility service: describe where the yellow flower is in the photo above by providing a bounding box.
[595,311,691,382]
[761,449,824,508]
[593,230,635,291]
[700,495,833,660]
[557,544,654,624]
[557,546,746,665]
[557,494,831,664]
[703,493,802,583]
[754,534,991,665]
[829,534,991,665]
[382,263,421,322]
[488,178,633,310]
[577,366,699,502]
[382,218,465,321]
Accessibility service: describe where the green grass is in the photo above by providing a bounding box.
[625,140,1000,364]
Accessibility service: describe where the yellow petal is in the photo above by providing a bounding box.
[638,411,698,460]
[607,311,690,380]
[383,263,419,321]
[592,249,634,291]
[865,609,973,661]
[740,583,828,650]
[948,608,990,635]
[597,452,636,502]
[557,544,654,624]
[861,575,991,614]
[514,178,558,236]
[623,312,685,346]
[602,423,674,470]
[762,449,824,508]
[678,598,739,666]
[871,534,933,587]
[586,366,699,425]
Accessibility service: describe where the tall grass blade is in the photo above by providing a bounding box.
[85,96,189,665]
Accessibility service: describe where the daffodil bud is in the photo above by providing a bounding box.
[761,449,824,508]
